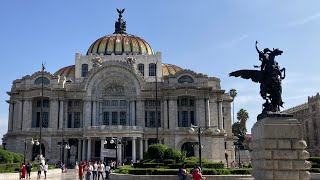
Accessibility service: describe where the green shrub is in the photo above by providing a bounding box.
[164,148,183,163]
[146,144,168,160]
[0,163,21,173]
[308,157,320,165]
[0,149,14,163]
[161,159,175,165]
[229,168,252,175]
[309,168,320,173]
[203,162,224,169]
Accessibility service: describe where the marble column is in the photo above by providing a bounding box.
[22,100,32,130]
[92,101,97,126]
[8,102,13,131]
[83,100,92,127]
[82,139,86,161]
[163,99,168,129]
[78,140,82,161]
[206,98,210,127]
[144,138,148,152]
[136,100,144,127]
[218,100,223,130]
[139,138,143,160]
[118,141,122,164]
[49,99,59,129]
[130,101,136,126]
[18,100,23,130]
[132,137,137,162]
[100,137,105,161]
[58,100,64,129]
[87,138,91,161]
[168,99,178,130]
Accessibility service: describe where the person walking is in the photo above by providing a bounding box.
[105,163,111,180]
[78,162,84,180]
[26,162,32,179]
[37,163,44,179]
[97,161,105,180]
[20,163,26,180]
[177,164,187,180]
[43,162,48,179]
[92,161,98,180]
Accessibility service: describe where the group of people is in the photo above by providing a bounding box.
[75,160,115,180]
[20,162,48,179]
[178,164,205,180]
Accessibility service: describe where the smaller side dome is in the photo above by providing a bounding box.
[162,64,183,76]
[54,65,75,78]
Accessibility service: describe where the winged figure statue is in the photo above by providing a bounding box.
[229,41,286,115]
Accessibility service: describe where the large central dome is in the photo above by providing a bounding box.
[86,34,153,55]
[87,9,153,56]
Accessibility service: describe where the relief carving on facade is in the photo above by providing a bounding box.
[104,83,125,96]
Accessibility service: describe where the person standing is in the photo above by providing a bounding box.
[191,168,204,180]
[105,163,111,180]
[26,162,32,179]
[85,162,93,180]
[92,161,98,180]
[178,164,187,180]
[37,163,44,179]
[97,161,105,180]
[78,162,84,180]
[43,162,48,179]
[20,163,26,180]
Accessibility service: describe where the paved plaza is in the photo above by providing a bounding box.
[6,171,78,180]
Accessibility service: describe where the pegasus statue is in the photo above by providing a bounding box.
[229,41,287,117]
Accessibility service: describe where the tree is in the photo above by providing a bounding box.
[232,121,242,135]
[236,108,249,134]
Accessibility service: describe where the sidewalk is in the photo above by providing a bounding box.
[0,169,62,179]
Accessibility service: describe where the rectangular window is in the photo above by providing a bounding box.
[120,100,127,106]
[149,111,155,127]
[189,99,194,107]
[190,111,195,125]
[182,111,188,127]
[103,112,109,125]
[36,100,41,107]
[104,100,110,106]
[157,111,161,127]
[42,112,49,128]
[181,98,188,106]
[112,112,118,125]
[138,64,144,76]
[43,100,49,108]
[111,100,118,106]
[149,63,156,76]
[68,100,73,107]
[145,111,148,127]
[120,111,126,125]
[74,112,80,128]
[36,112,40,127]
[74,100,82,107]
[68,113,72,128]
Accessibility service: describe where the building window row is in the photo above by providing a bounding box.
[34,112,49,128]
[67,112,81,128]
[145,100,160,107]
[177,98,194,107]
[103,100,127,107]
[36,99,50,108]
[103,111,127,126]
[68,100,82,108]
[137,63,156,77]
[145,111,161,127]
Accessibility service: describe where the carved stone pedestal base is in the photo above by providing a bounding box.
[250,117,311,180]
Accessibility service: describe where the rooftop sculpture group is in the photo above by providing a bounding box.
[230,41,291,119]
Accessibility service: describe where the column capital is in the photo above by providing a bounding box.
[132,137,137,140]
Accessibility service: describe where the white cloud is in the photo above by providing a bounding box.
[285,12,320,27]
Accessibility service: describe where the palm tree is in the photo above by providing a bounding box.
[237,109,249,134]
[229,89,237,124]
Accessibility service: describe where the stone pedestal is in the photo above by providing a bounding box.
[35,154,46,165]
[250,117,311,180]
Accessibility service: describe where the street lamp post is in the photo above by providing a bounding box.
[155,62,159,144]
[23,138,39,164]
[189,124,220,168]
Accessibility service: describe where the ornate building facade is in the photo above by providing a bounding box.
[282,93,320,156]
[2,10,234,166]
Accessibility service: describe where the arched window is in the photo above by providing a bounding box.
[82,64,88,77]
[149,63,156,76]
[178,75,194,83]
[34,77,50,85]
[138,63,144,76]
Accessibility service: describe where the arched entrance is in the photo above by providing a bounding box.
[32,144,45,161]
[181,142,195,157]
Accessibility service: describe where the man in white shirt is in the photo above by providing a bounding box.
[105,163,111,180]
[97,161,105,180]
[93,161,98,180]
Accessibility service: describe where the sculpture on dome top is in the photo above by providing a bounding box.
[114,8,127,34]
[229,41,291,119]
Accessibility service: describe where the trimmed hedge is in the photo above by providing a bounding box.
[167,162,224,169]
[125,168,252,175]
[0,163,21,173]
[162,159,175,165]
[309,168,320,173]
[133,163,165,168]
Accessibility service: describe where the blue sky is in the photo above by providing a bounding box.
[1,0,320,142]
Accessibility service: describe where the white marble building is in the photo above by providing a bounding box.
[2,10,235,166]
